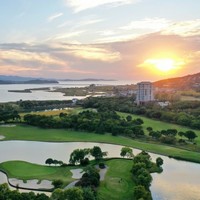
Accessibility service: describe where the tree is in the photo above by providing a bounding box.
[146,127,153,132]
[51,188,64,200]
[149,131,161,139]
[136,168,152,188]
[52,179,64,189]
[90,146,106,160]
[83,187,96,200]
[69,148,90,164]
[132,162,146,174]
[184,130,197,141]
[45,158,53,166]
[76,166,100,188]
[166,129,177,136]
[126,115,132,122]
[120,147,133,158]
[64,187,84,200]
[178,131,184,138]
[133,185,150,200]
[53,160,59,166]
[156,157,163,167]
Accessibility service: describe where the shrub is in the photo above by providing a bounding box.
[80,158,90,166]
[52,179,64,189]
[99,162,105,169]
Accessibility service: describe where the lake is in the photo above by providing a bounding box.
[0,80,134,102]
[0,141,200,200]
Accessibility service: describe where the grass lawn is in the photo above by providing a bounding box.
[20,109,72,117]
[119,112,200,146]
[180,96,200,101]
[0,161,75,186]
[1,125,200,163]
[19,108,95,119]
[98,159,134,200]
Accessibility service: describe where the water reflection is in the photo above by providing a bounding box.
[0,141,200,199]
[151,157,200,200]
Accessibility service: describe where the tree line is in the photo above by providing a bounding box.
[82,96,200,130]
[23,110,145,138]
[0,105,20,122]
[147,127,197,145]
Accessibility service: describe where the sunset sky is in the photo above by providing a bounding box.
[0,0,200,81]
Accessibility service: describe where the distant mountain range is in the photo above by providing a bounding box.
[60,78,116,81]
[154,72,200,90]
[0,75,116,84]
[0,75,58,84]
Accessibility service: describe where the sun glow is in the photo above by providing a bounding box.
[143,58,184,72]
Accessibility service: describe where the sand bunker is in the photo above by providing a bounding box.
[9,179,53,190]
[0,135,5,140]
[70,169,83,179]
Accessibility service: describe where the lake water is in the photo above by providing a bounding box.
[0,80,134,102]
[0,141,200,199]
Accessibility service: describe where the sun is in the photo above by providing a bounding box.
[153,59,176,72]
[140,56,186,75]
[145,58,176,72]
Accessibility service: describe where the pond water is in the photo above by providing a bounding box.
[0,80,134,102]
[0,141,200,200]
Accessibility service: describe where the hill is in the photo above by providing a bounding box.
[0,75,58,84]
[154,72,200,91]
[60,78,116,81]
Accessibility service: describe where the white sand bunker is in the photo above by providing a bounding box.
[0,135,5,140]
[70,169,83,179]
[0,124,16,127]
[9,179,53,190]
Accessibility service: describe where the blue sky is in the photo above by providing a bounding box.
[0,0,200,80]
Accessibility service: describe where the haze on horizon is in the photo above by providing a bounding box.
[0,0,200,82]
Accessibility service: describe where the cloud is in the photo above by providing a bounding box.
[65,0,140,12]
[95,33,140,43]
[65,45,121,62]
[48,13,63,22]
[76,19,104,27]
[1,33,200,80]
[0,42,120,78]
[49,30,86,40]
[95,18,200,44]
[162,19,200,37]
[121,18,170,31]
[93,18,171,43]
[0,50,65,66]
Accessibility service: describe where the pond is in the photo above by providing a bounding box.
[0,80,133,102]
[0,141,200,200]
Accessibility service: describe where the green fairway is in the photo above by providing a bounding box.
[0,124,200,163]
[119,112,200,145]
[0,161,75,185]
[98,159,134,200]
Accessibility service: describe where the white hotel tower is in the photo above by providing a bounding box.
[136,82,154,105]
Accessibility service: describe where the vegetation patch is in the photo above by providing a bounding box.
[0,161,75,186]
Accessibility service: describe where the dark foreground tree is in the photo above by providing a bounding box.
[120,147,134,158]
[156,157,164,167]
